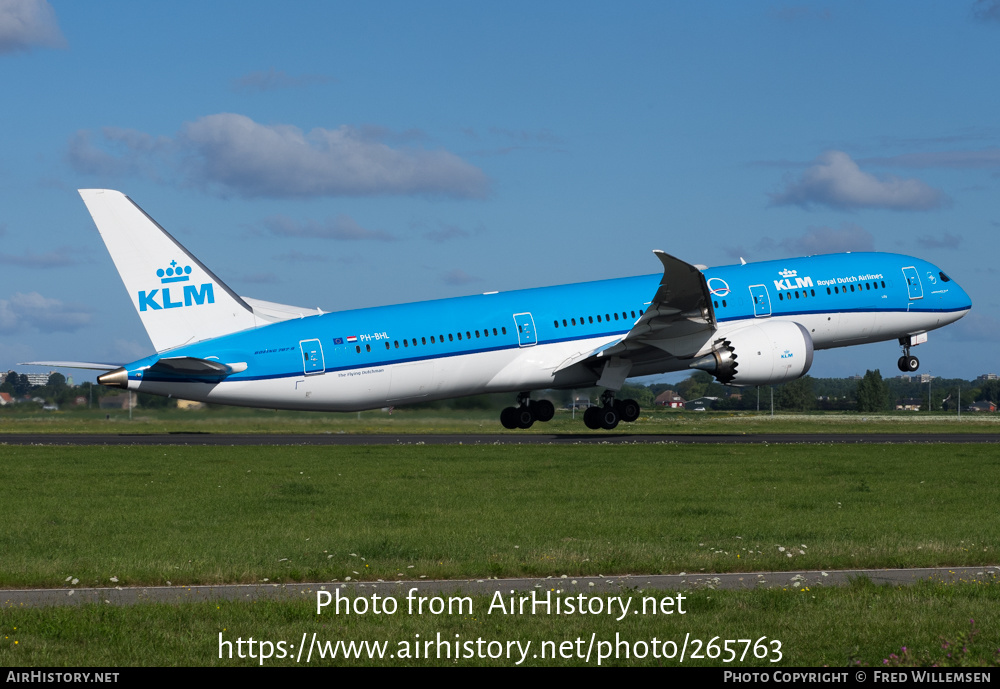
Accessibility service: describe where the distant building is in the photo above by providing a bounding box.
[918,374,935,383]
[895,398,923,411]
[977,373,998,382]
[967,401,997,413]
[685,396,719,411]
[25,372,53,386]
[0,392,13,406]
[654,390,686,408]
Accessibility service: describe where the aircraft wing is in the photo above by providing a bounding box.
[19,361,123,371]
[555,251,716,377]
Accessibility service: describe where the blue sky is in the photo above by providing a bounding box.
[2,0,999,383]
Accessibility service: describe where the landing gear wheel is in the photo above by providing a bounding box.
[532,399,555,423]
[905,355,920,372]
[619,398,640,423]
[515,406,535,429]
[599,405,620,430]
[500,406,520,429]
[583,406,602,430]
[897,356,908,373]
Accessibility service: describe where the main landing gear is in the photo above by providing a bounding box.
[500,392,555,429]
[582,390,641,430]
[897,338,920,373]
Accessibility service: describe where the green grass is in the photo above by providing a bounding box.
[3,580,998,666]
[1,444,999,588]
[1,405,999,434]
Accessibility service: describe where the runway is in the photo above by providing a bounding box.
[4,566,998,608]
[1,432,999,445]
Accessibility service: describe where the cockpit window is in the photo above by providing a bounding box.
[939,271,951,282]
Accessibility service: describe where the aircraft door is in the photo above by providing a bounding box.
[300,339,325,375]
[513,312,537,347]
[748,284,772,317]
[902,266,923,300]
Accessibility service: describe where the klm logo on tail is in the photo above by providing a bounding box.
[138,260,215,311]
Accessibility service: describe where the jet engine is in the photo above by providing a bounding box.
[691,321,814,386]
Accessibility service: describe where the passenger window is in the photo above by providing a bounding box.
[355,345,361,353]
[385,342,390,350]
[366,344,371,352]
[449,334,454,342]
[457,333,462,340]
[571,318,576,326]
[493,328,498,336]
[421,337,426,345]
[403,340,408,347]
[588,316,593,324]
[502,327,507,335]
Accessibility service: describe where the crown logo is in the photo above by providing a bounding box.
[157,260,192,284]
[779,268,797,278]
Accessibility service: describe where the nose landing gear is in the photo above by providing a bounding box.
[897,337,920,372]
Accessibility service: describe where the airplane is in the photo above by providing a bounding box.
[24,189,972,430]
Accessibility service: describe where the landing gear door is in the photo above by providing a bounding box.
[513,312,537,347]
[902,266,923,300]
[748,284,771,317]
[300,338,325,375]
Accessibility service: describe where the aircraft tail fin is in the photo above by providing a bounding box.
[79,190,260,353]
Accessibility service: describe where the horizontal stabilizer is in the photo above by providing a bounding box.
[19,360,122,371]
[240,296,324,323]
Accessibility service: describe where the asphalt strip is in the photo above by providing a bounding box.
[4,566,999,608]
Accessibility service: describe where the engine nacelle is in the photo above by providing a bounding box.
[691,321,814,386]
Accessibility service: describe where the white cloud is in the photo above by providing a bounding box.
[0,292,91,334]
[0,0,65,54]
[68,113,490,200]
[180,114,488,198]
[769,150,948,211]
[263,214,395,242]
